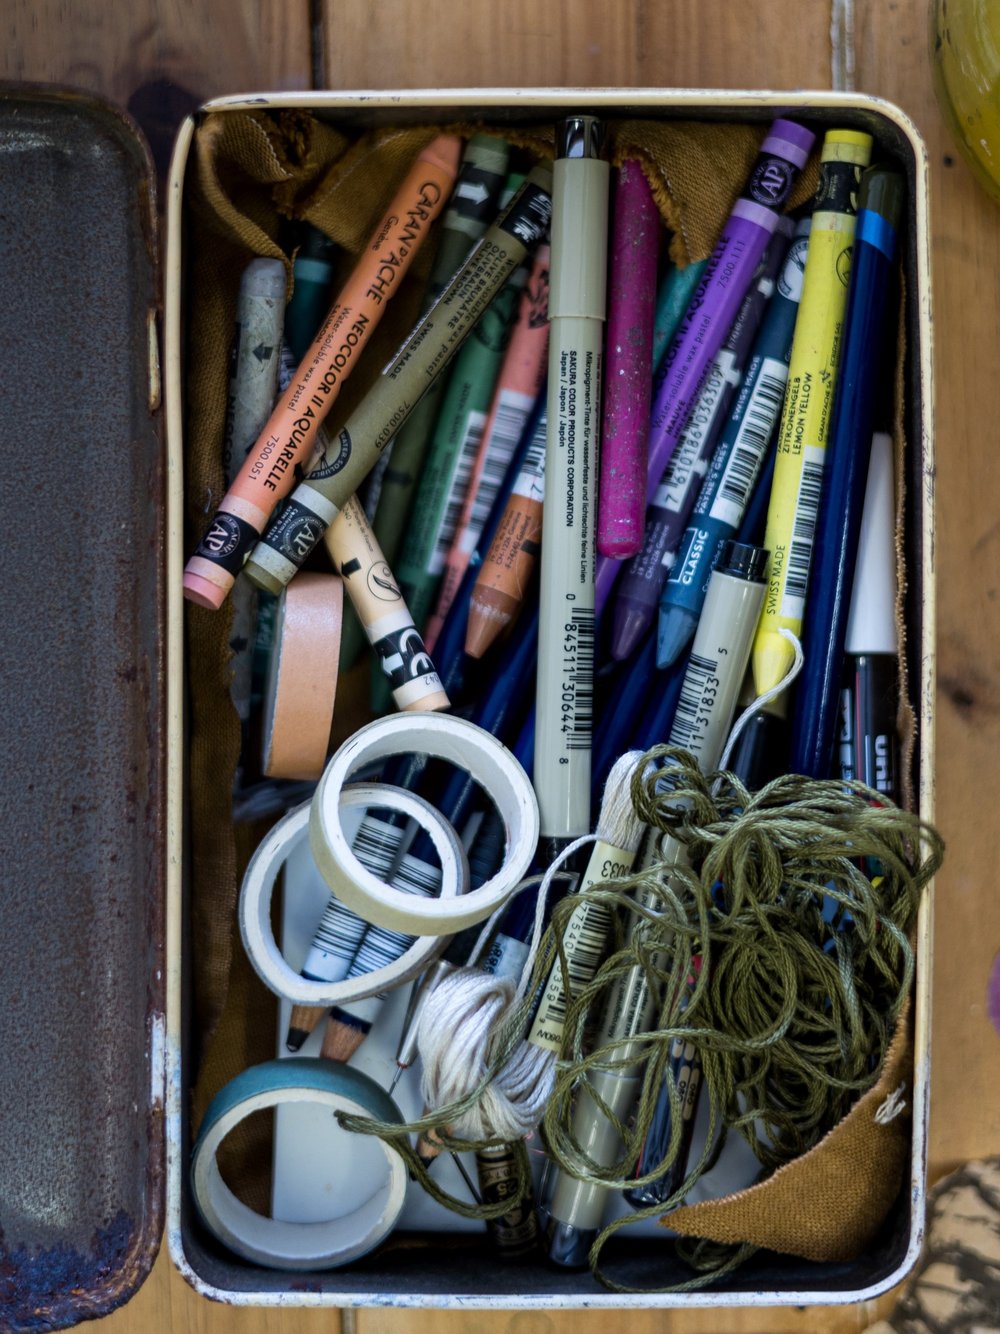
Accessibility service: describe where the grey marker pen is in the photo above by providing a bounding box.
[544,540,768,1266]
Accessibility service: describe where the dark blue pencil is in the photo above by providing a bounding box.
[790,168,903,778]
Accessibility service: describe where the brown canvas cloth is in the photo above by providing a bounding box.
[667,1000,915,1263]
[182,108,910,1249]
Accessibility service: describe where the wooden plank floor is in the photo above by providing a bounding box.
[6,0,1000,1329]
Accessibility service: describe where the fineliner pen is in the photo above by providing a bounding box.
[535,116,609,860]
[183,135,462,610]
[752,130,873,697]
[837,431,899,801]
[545,541,767,1265]
[612,218,792,662]
[244,162,553,596]
[790,168,903,778]
[657,213,811,668]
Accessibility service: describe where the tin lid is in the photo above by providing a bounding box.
[0,86,164,1331]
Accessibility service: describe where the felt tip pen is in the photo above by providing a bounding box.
[590,118,814,623]
[657,213,811,669]
[752,130,873,697]
[544,541,767,1264]
[837,430,899,801]
[535,116,609,850]
[244,162,553,597]
[612,218,793,662]
[183,135,462,610]
[790,168,903,779]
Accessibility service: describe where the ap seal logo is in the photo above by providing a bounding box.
[749,158,794,207]
[199,513,242,561]
[285,514,326,562]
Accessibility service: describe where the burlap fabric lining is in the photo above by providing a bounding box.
[184,107,918,1266]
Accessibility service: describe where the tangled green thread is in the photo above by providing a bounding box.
[337,746,944,1291]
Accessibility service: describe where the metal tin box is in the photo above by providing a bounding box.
[2,84,935,1326]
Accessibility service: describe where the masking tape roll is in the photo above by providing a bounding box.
[262,572,344,780]
[191,1057,407,1269]
[240,785,465,1006]
[310,713,539,934]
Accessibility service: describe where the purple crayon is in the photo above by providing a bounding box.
[598,160,660,559]
[610,217,793,660]
[593,117,815,621]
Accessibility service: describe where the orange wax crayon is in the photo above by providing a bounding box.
[465,408,546,659]
[424,245,549,653]
[183,134,462,611]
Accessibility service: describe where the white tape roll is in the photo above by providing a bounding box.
[310,713,539,934]
[240,785,466,1006]
[191,1058,407,1269]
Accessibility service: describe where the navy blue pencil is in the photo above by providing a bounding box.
[790,168,903,778]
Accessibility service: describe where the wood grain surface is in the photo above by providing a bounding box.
[5,0,999,1330]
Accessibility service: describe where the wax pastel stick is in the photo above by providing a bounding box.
[393,173,529,638]
[651,261,710,376]
[838,440,899,801]
[535,117,609,855]
[244,164,553,597]
[321,491,449,712]
[284,223,339,363]
[598,161,660,559]
[657,214,811,668]
[432,392,547,698]
[752,130,873,696]
[425,246,550,651]
[612,219,793,661]
[222,258,286,778]
[464,406,547,659]
[790,169,903,778]
[589,119,814,623]
[545,542,768,1264]
[183,135,462,610]
[371,134,512,566]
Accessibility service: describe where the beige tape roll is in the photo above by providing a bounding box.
[261,572,344,780]
[310,713,539,934]
[240,786,465,1006]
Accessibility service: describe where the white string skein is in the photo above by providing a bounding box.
[417,751,647,1141]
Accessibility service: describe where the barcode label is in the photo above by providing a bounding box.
[669,651,719,757]
[528,900,611,1051]
[347,848,441,987]
[510,413,547,501]
[780,446,826,617]
[562,606,594,751]
[301,812,404,979]
[458,389,531,555]
[654,355,729,513]
[709,360,788,527]
[428,410,487,574]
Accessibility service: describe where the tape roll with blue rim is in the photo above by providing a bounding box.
[190,1058,407,1269]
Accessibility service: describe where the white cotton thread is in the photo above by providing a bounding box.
[875,1082,908,1125]
[416,751,647,1139]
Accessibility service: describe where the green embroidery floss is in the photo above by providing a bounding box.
[337,746,944,1292]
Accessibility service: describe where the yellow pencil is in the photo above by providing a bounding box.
[752,129,873,696]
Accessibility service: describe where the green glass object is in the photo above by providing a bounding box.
[931,0,1000,201]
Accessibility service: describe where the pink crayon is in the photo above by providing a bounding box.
[598,161,660,559]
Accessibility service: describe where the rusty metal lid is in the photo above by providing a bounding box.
[0,86,164,1331]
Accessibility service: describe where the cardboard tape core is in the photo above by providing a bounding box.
[310,713,539,934]
[191,1058,407,1269]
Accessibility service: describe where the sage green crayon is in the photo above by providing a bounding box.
[370,134,511,568]
[243,161,554,598]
